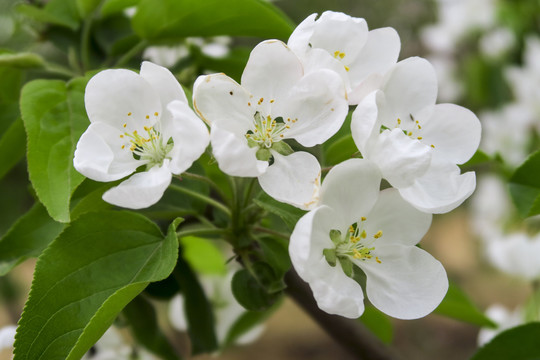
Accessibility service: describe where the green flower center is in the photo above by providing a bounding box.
[245,111,295,161]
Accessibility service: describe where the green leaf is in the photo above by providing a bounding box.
[461,149,491,168]
[0,203,64,276]
[179,236,227,276]
[173,251,218,355]
[132,0,294,42]
[69,180,114,220]
[231,268,281,312]
[0,117,25,180]
[434,283,497,328]
[76,0,101,17]
[510,150,540,218]
[13,212,180,360]
[20,78,89,223]
[17,0,81,30]
[524,288,540,322]
[101,0,139,17]
[359,306,393,344]
[0,52,45,69]
[323,133,357,166]
[123,295,182,360]
[253,192,306,230]
[470,322,540,360]
[257,236,291,277]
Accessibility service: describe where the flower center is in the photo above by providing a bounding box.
[333,50,350,72]
[245,111,295,161]
[388,114,435,149]
[323,217,383,277]
[119,112,173,168]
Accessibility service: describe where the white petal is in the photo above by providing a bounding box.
[277,69,348,147]
[486,233,540,280]
[74,123,140,182]
[0,325,16,350]
[418,103,481,165]
[169,294,187,331]
[258,151,321,210]
[164,100,209,174]
[351,91,380,153]
[300,48,351,92]
[241,40,303,109]
[381,57,438,121]
[364,188,432,247]
[365,128,432,188]
[102,162,172,209]
[210,124,268,177]
[85,69,161,131]
[287,13,318,55]
[347,73,384,105]
[193,73,253,133]
[140,61,188,108]
[309,256,366,319]
[361,244,448,319]
[348,27,400,89]
[309,11,368,62]
[399,161,476,214]
[320,159,381,226]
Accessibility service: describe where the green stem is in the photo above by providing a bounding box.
[43,62,77,78]
[254,226,290,240]
[169,184,231,217]
[114,40,148,67]
[181,172,229,204]
[80,16,93,71]
[176,227,227,239]
[242,178,257,208]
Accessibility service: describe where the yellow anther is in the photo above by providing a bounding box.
[121,145,125,149]
[334,50,340,57]
[376,257,382,264]
[270,99,275,103]
[248,102,251,106]
[133,130,138,135]
[349,225,354,233]
[123,123,127,128]
[397,118,401,124]
[145,115,149,119]
[417,125,422,129]
[374,230,383,239]
[285,125,290,129]
[361,217,366,221]
[415,120,419,124]
[344,65,350,72]
[417,136,423,140]
[144,126,150,131]
[258,97,264,105]
[360,229,367,239]
[154,112,159,116]
[119,134,124,138]
[431,144,435,148]
[127,112,132,116]
[408,131,412,136]
[353,249,362,259]
[280,134,284,138]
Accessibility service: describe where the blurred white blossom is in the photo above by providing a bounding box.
[478,305,522,346]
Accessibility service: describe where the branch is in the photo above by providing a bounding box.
[284,269,402,360]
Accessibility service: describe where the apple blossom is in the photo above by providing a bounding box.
[0,325,16,356]
[289,159,448,319]
[73,61,209,209]
[287,11,400,104]
[351,57,481,213]
[478,305,523,346]
[193,40,348,210]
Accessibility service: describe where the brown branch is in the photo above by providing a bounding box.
[284,269,402,360]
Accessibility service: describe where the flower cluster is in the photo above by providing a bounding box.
[74,11,481,320]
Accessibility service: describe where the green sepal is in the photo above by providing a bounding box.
[256,148,272,161]
[338,256,353,277]
[271,141,293,156]
[329,229,342,245]
[323,248,337,267]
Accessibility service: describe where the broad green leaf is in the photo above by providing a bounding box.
[144,273,180,300]
[231,268,281,311]
[101,0,139,17]
[0,52,45,68]
[322,133,357,166]
[174,250,218,355]
[510,150,540,218]
[76,0,101,17]
[194,47,251,83]
[0,117,25,180]
[0,203,64,276]
[359,306,393,344]
[69,180,114,220]
[461,149,491,168]
[257,236,291,277]
[180,236,227,276]
[17,0,81,30]
[20,77,89,223]
[253,192,305,230]
[434,283,497,328]
[13,212,180,360]
[132,0,294,42]
[0,65,22,103]
[471,322,540,360]
[123,295,182,360]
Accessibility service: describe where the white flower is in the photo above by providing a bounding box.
[287,11,400,104]
[479,27,515,58]
[351,57,481,213]
[74,61,209,209]
[471,175,512,240]
[478,305,523,346]
[83,327,158,360]
[0,325,16,358]
[169,272,264,346]
[193,40,348,210]
[289,159,448,319]
[485,231,540,281]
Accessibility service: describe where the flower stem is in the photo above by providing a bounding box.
[168,184,231,218]
[176,227,227,239]
[253,226,290,240]
[181,172,229,204]
[114,40,148,67]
